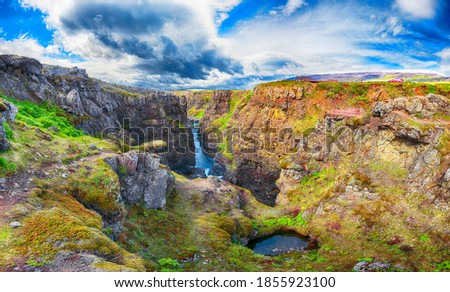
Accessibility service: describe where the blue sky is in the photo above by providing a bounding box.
[0,0,449,89]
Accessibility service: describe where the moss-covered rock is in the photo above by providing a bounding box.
[0,100,6,112]
[66,158,122,220]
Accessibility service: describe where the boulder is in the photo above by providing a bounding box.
[0,99,18,123]
[353,261,390,272]
[0,122,10,152]
[372,101,393,117]
[105,151,175,209]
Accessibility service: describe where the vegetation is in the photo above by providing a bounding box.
[0,157,16,175]
[2,79,450,272]
[3,121,14,140]
[3,96,83,137]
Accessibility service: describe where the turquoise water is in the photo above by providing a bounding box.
[192,127,214,176]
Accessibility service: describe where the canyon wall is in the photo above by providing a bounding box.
[0,55,194,170]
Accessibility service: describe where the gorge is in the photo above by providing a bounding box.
[0,55,449,272]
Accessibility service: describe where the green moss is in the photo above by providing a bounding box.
[92,261,134,271]
[188,108,205,119]
[293,115,318,136]
[437,130,450,156]
[2,95,83,138]
[0,226,11,247]
[368,160,408,179]
[37,189,103,230]
[128,140,168,152]
[13,208,92,261]
[435,261,450,272]
[262,213,306,228]
[0,157,16,175]
[66,159,122,218]
[158,258,182,272]
[3,121,13,140]
[102,87,141,98]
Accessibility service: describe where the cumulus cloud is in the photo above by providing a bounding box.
[282,0,306,15]
[436,48,450,75]
[395,0,437,19]
[0,0,443,89]
[13,0,243,87]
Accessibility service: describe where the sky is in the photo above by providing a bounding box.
[0,0,449,89]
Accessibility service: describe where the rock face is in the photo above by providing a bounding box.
[0,54,194,170]
[190,82,450,207]
[105,151,175,209]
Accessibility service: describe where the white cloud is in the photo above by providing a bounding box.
[436,48,450,75]
[395,0,437,19]
[282,0,306,15]
[0,0,441,89]
[13,0,244,88]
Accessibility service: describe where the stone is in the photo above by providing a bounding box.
[0,101,6,112]
[0,99,18,123]
[0,122,10,152]
[353,261,390,272]
[48,126,59,133]
[105,151,175,209]
[61,173,68,179]
[0,178,5,184]
[372,101,393,117]
[10,221,22,228]
[442,168,450,182]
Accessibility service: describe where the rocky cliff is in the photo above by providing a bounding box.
[187,81,450,271]
[1,54,449,272]
[190,82,450,205]
[0,55,194,170]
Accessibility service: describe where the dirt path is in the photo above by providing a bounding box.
[0,151,114,213]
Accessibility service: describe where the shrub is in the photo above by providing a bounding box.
[158,258,182,272]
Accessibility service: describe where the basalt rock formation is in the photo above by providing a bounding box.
[188,82,450,208]
[0,55,194,170]
[105,151,175,209]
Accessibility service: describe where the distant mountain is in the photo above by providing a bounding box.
[290,72,450,82]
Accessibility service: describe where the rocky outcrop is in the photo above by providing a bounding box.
[105,151,175,209]
[0,98,17,151]
[0,55,194,170]
[191,81,450,207]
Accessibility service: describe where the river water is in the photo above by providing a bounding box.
[191,126,215,176]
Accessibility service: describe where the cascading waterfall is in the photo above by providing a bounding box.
[191,120,215,176]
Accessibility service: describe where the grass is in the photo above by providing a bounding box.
[188,108,205,119]
[3,121,14,140]
[368,160,408,179]
[3,95,83,138]
[262,213,307,228]
[65,159,122,219]
[0,157,16,175]
[293,115,319,136]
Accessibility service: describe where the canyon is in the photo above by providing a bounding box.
[0,55,449,272]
